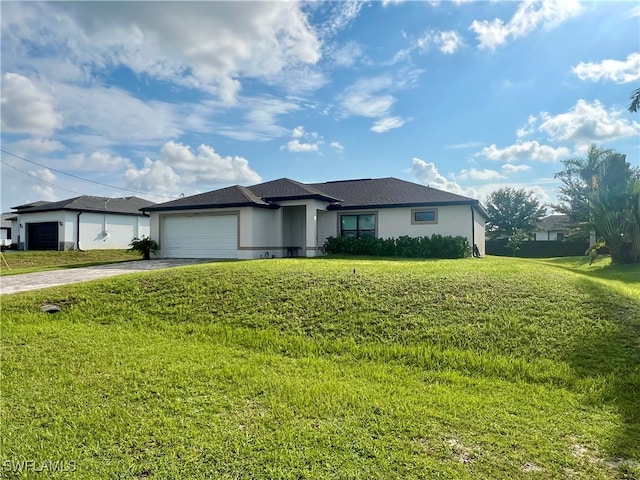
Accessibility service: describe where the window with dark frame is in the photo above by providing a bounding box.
[340,214,375,239]
[411,208,438,224]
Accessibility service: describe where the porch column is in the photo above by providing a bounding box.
[305,204,318,257]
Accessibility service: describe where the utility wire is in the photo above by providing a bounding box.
[1,160,87,196]
[0,148,177,199]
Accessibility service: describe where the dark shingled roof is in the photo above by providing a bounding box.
[536,214,572,231]
[12,196,155,216]
[144,177,486,214]
[250,178,341,202]
[141,185,274,212]
[309,178,477,209]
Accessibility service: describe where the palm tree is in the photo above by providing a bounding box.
[629,87,640,113]
[129,236,159,260]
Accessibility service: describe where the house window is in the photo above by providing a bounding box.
[556,232,564,241]
[411,208,438,225]
[341,214,376,239]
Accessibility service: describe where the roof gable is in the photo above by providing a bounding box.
[143,185,273,212]
[249,178,341,202]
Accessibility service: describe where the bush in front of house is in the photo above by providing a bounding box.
[321,234,470,259]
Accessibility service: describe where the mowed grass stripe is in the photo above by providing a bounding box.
[1,256,639,479]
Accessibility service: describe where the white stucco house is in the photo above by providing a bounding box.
[534,214,572,241]
[11,196,155,251]
[143,177,487,259]
[1,213,16,248]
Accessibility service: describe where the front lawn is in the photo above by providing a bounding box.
[0,249,140,276]
[1,256,639,479]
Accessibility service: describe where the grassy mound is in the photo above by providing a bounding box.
[2,256,638,479]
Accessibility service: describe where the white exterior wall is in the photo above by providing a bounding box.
[243,207,282,259]
[473,207,486,255]
[15,211,148,250]
[317,210,335,252]
[278,199,330,257]
[78,213,149,250]
[14,211,65,250]
[317,205,480,254]
[377,205,472,239]
[535,231,561,241]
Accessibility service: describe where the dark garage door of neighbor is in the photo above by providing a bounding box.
[27,222,59,250]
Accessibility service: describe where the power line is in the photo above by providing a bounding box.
[1,159,87,196]
[0,148,177,199]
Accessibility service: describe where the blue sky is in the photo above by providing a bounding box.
[1,1,638,212]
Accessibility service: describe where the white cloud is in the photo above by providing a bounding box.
[125,158,182,196]
[125,141,262,195]
[502,163,532,173]
[572,52,640,84]
[470,0,582,50]
[281,126,322,152]
[1,73,62,136]
[393,30,463,62]
[459,168,505,181]
[68,152,133,171]
[283,140,320,153]
[53,82,182,146]
[328,41,363,67]
[29,168,59,201]
[479,141,570,162]
[2,2,322,104]
[11,138,65,153]
[411,158,466,195]
[339,74,415,132]
[516,115,538,139]
[218,97,300,141]
[292,126,305,139]
[314,1,365,40]
[536,99,640,144]
[626,5,640,18]
[330,141,344,151]
[446,141,485,150]
[371,117,405,133]
[339,75,396,118]
[437,31,464,54]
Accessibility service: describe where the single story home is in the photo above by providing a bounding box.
[1,213,16,248]
[11,196,155,251]
[534,214,572,241]
[143,177,487,259]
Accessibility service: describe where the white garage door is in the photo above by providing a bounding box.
[163,215,238,258]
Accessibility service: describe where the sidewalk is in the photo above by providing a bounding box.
[0,259,215,295]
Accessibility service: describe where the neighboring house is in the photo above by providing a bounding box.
[534,214,572,241]
[1,213,16,247]
[11,196,155,251]
[143,177,487,259]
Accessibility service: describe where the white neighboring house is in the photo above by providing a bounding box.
[1,213,16,247]
[534,214,572,241]
[10,196,155,251]
[143,177,487,259]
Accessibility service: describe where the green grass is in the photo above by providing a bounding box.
[0,249,140,276]
[1,256,639,479]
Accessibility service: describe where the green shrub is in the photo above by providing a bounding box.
[128,236,159,260]
[321,234,470,259]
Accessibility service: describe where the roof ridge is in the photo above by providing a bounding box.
[236,184,270,205]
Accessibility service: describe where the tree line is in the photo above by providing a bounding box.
[485,145,640,265]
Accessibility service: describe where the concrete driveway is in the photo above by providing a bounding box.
[0,259,216,295]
